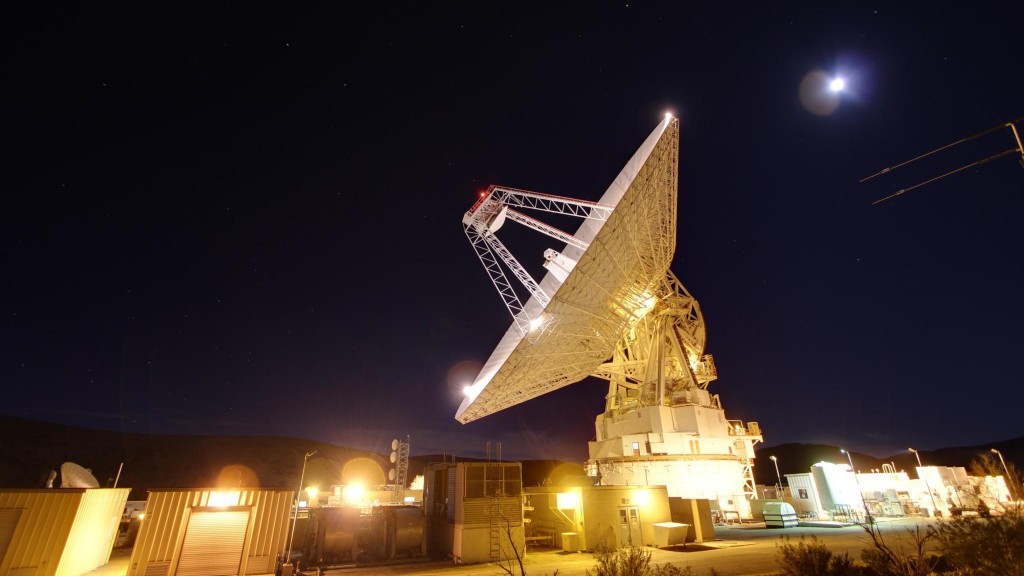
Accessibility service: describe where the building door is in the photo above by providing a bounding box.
[617,506,642,546]
[176,508,250,576]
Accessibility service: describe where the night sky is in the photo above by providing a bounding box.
[3,3,1023,464]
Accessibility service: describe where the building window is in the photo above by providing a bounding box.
[798,489,808,499]
[632,442,640,456]
[465,465,522,498]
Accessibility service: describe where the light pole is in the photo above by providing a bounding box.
[769,455,783,499]
[991,448,1018,500]
[909,447,940,516]
[841,448,871,522]
[284,450,317,573]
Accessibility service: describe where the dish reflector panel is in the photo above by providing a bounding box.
[60,462,101,488]
[457,117,679,423]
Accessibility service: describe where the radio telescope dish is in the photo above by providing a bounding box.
[457,116,680,423]
[458,117,764,519]
[60,462,100,488]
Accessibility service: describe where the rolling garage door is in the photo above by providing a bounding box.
[0,509,23,563]
[176,508,250,576]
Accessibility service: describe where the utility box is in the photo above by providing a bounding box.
[651,522,689,547]
[561,532,581,552]
[763,501,798,528]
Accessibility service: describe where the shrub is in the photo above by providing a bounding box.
[586,545,714,576]
[776,535,858,576]
[858,523,938,576]
[932,505,1024,576]
[587,545,652,576]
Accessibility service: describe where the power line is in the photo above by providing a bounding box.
[864,116,1024,204]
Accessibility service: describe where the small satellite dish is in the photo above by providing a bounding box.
[388,469,396,481]
[391,439,399,451]
[390,451,398,464]
[60,462,100,488]
[457,116,680,422]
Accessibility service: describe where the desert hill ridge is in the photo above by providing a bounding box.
[0,415,577,499]
[2,415,1019,500]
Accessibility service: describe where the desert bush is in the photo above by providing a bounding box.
[932,505,1024,576]
[776,535,858,576]
[587,545,652,576]
[586,545,715,576]
[858,523,938,576]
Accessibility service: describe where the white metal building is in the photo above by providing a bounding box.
[786,462,1012,519]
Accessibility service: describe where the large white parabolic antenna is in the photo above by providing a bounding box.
[457,117,679,423]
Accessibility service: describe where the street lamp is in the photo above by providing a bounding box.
[769,455,783,498]
[909,447,940,516]
[840,448,872,522]
[991,448,1018,500]
[284,450,317,574]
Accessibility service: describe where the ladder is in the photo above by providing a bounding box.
[487,442,503,562]
[488,495,501,561]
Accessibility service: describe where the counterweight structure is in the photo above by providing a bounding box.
[458,116,763,518]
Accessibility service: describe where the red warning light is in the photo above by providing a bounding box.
[479,191,486,198]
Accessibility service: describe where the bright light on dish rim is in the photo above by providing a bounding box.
[529,317,543,331]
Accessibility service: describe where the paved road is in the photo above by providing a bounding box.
[88,518,937,576]
[329,518,937,576]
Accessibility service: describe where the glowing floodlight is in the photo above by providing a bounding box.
[208,490,241,507]
[556,491,580,509]
[632,489,651,506]
[342,482,366,505]
[529,316,543,331]
[829,77,846,92]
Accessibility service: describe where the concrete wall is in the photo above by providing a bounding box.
[667,497,714,542]
[525,486,672,551]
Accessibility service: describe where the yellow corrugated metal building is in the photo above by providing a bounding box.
[127,488,292,576]
[0,487,130,576]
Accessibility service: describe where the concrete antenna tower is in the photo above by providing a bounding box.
[457,115,764,519]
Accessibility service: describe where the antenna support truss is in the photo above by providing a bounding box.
[463,185,612,335]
